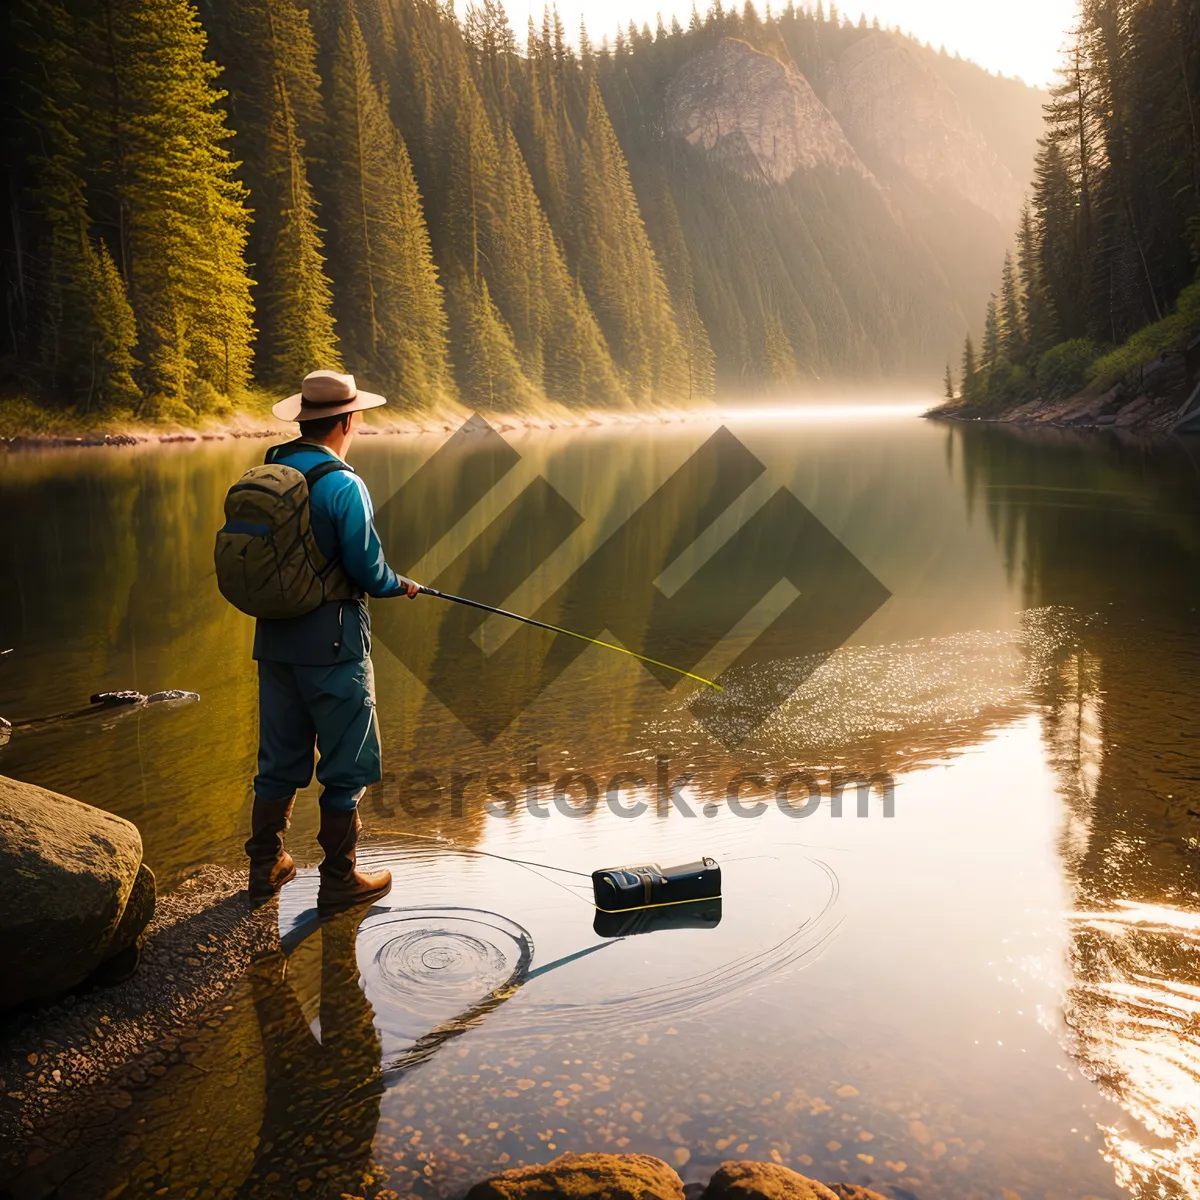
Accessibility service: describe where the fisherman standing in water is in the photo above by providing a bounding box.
[215,370,419,911]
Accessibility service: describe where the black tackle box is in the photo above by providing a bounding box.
[591,857,721,912]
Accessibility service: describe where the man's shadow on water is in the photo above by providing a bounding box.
[235,908,385,1198]
[236,900,533,1199]
[2,884,530,1200]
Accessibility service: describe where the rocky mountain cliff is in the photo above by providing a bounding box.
[595,18,1047,390]
[666,39,871,185]
[664,34,1033,229]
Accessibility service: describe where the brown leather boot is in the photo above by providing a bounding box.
[245,796,297,898]
[317,809,391,913]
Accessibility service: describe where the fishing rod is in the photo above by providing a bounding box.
[414,584,721,691]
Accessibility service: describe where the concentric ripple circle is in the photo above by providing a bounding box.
[354,906,533,1058]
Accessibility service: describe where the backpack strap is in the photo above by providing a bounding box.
[303,458,356,487]
[264,439,306,464]
[265,440,357,487]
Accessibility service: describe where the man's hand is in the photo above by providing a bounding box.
[398,576,421,599]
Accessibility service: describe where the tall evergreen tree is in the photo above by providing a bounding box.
[998,251,1025,363]
[112,0,256,407]
[1016,200,1055,357]
[1033,138,1086,340]
[325,12,450,404]
[567,80,691,400]
[962,0,1199,401]
[18,0,141,411]
[207,0,339,385]
[255,90,340,384]
[961,334,977,395]
[982,296,1000,367]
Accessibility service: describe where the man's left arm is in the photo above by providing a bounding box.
[328,475,419,599]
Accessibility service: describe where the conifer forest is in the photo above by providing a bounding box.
[2,0,1057,420]
[952,1,1200,411]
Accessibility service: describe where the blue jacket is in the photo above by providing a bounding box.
[252,441,406,665]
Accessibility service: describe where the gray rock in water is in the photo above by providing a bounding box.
[0,774,156,1010]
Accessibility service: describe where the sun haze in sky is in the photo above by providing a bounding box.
[536,0,1077,86]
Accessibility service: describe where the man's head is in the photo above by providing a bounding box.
[298,409,362,453]
[298,410,358,440]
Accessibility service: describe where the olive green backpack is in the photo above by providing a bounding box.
[214,442,362,620]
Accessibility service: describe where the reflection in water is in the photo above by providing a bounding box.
[958,424,1200,1199]
[1065,904,1200,1197]
[295,843,843,1044]
[236,908,384,1199]
[278,876,537,1079]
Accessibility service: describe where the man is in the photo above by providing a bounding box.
[244,370,419,911]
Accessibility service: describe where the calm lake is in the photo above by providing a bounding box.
[2,409,1199,1200]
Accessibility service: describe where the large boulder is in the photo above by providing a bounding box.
[703,1162,842,1200]
[0,773,155,1009]
[467,1152,685,1200]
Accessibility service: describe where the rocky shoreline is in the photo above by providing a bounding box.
[926,387,1187,432]
[0,429,277,451]
[0,405,723,453]
[927,341,1200,434]
[0,866,270,1157]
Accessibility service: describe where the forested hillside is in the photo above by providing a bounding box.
[949,0,1200,414]
[2,0,1043,422]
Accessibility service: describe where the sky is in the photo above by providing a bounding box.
[520,0,1079,86]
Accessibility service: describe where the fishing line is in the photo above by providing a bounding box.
[386,829,591,878]
[387,831,596,907]
[416,585,722,692]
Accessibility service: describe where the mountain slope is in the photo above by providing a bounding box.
[2,0,1049,414]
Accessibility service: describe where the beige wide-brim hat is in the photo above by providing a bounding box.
[273,370,387,422]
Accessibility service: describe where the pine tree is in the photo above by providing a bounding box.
[1033,139,1086,340]
[943,362,955,400]
[39,163,142,412]
[961,334,977,395]
[112,0,256,408]
[998,251,1025,363]
[449,265,535,409]
[1016,200,1055,358]
[568,79,691,400]
[982,296,1000,366]
[325,12,449,404]
[210,0,339,385]
[256,95,340,384]
[20,0,141,412]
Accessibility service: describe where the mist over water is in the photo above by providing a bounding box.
[2,412,1199,1199]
